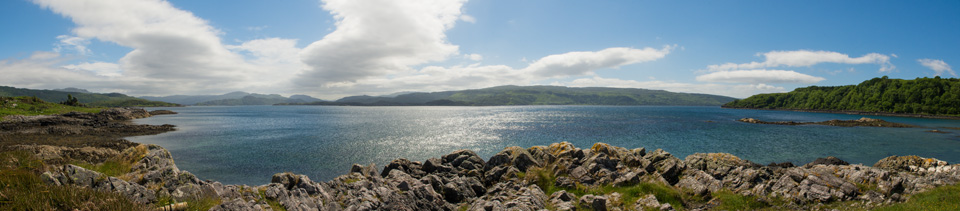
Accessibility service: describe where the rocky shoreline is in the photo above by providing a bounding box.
[722,106,960,120]
[4,109,960,210]
[737,117,917,128]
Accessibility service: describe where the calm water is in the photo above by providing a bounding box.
[129,106,960,185]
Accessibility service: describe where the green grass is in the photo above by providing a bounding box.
[0,150,148,210]
[520,166,687,210]
[70,159,132,177]
[711,190,768,210]
[873,184,960,211]
[258,188,288,211]
[0,96,103,117]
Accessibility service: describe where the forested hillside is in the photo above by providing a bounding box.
[723,76,960,115]
[0,86,179,107]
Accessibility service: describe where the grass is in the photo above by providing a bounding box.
[711,190,768,210]
[71,159,132,177]
[69,144,148,178]
[0,150,149,210]
[520,166,687,210]
[873,184,960,211]
[0,96,103,117]
[258,188,288,211]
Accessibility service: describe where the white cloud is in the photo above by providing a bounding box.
[524,46,673,78]
[305,45,673,99]
[464,53,483,61]
[562,76,785,98]
[0,52,110,89]
[54,35,90,55]
[297,0,467,86]
[62,61,122,77]
[917,59,956,77]
[708,50,895,73]
[460,14,476,23]
[695,69,826,84]
[10,0,681,99]
[25,0,298,95]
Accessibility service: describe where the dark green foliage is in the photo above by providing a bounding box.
[0,86,179,107]
[724,77,960,116]
[296,85,737,106]
[60,94,83,107]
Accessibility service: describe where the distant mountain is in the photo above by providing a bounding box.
[142,92,324,106]
[286,85,736,106]
[0,86,179,107]
[52,87,91,93]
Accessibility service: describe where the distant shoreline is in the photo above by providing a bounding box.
[721,106,960,120]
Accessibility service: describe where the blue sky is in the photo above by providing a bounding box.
[0,0,957,99]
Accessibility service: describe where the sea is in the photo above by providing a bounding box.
[128,105,960,185]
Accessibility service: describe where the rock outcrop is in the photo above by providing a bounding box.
[37,141,960,210]
[0,108,175,138]
[738,117,917,128]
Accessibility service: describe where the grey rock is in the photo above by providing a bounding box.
[210,198,264,211]
[613,171,642,187]
[805,156,849,167]
[676,169,721,196]
[556,176,577,189]
[381,158,425,178]
[486,146,543,172]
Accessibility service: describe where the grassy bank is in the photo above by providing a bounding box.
[0,150,149,210]
[1,96,103,117]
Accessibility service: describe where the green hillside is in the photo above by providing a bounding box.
[0,96,103,117]
[723,76,960,116]
[0,86,179,107]
[294,85,737,106]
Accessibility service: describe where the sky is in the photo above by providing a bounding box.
[0,0,957,99]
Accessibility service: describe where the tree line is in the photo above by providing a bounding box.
[724,76,960,115]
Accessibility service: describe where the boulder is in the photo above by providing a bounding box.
[381,158,425,178]
[685,153,756,177]
[874,155,949,172]
[805,156,849,167]
[676,169,721,196]
[486,146,543,172]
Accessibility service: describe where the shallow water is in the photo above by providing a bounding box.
[129,106,960,185]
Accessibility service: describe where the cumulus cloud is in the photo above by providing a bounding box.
[464,53,483,61]
[563,76,785,98]
[695,69,826,84]
[524,46,673,78]
[54,35,90,55]
[917,59,956,77]
[312,45,672,98]
[0,52,109,89]
[62,61,122,77]
[19,0,309,95]
[297,0,467,86]
[8,0,675,99]
[708,50,895,72]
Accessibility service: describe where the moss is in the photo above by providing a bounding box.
[258,188,288,211]
[711,190,767,210]
[873,184,960,211]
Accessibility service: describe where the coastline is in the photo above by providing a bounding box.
[5,108,960,210]
[721,105,960,120]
